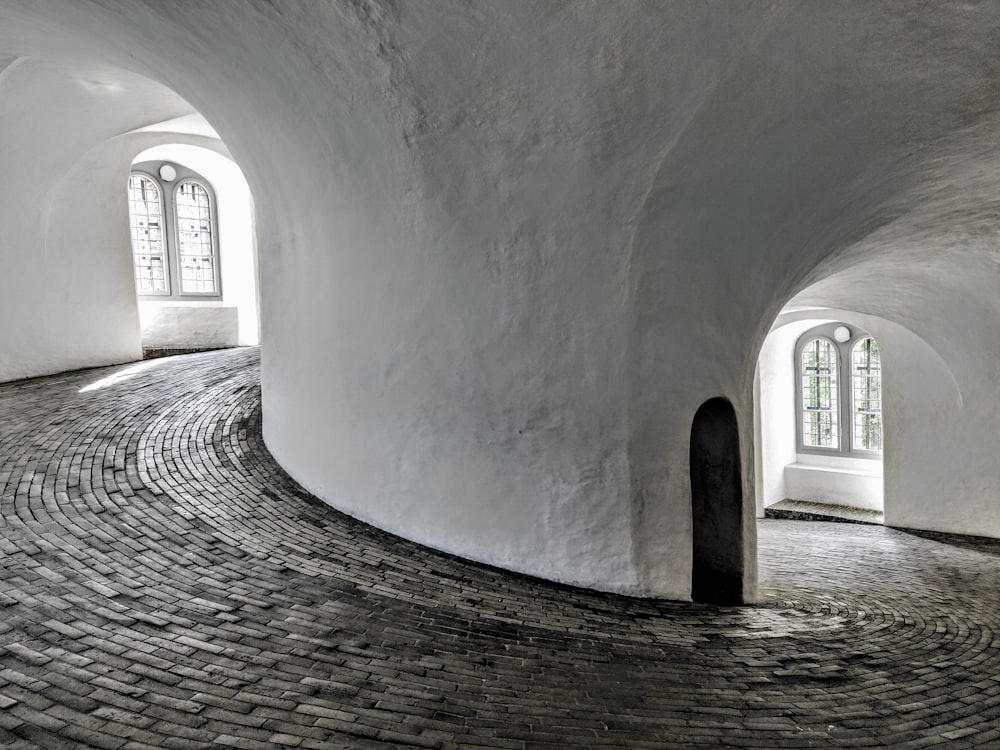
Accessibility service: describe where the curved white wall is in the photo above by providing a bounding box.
[0,57,193,381]
[3,2,1000,600]
[755,318,831,515]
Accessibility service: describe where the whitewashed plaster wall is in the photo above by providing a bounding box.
[0,52,253,381]
[784,459,883,512]
[136,305,239,351]
[0,57,194,381]
[3,2,1000,600]
[872,324,974,535]
[754,318,825,516]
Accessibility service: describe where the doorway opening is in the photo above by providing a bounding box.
[755,313,884,525]
[127,139,259,357]
[690,397,744,604]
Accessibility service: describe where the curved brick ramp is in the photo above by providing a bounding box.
[1,348,998,749]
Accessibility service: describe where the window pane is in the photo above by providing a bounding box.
[852,337,883,451]
[801,338,838,448]
[127,175,167,293]
[175,181,216,294]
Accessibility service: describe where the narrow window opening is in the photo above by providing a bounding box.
[127,175,168,295]
[801,338,838,449]
[852,337,882,451]
[175,181,216,294]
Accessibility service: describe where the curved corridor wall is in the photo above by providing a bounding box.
[0,55,203,382]
[6,2,1000,598]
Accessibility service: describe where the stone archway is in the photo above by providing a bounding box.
[690,397,744,604]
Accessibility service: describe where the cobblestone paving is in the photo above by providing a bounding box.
[1,348,998,749]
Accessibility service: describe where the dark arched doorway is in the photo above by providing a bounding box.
[690,397,744,604]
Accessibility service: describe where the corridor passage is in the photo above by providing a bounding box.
[1,349,998,749]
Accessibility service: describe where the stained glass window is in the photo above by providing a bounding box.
[127,166,220,299]
[127,175,168,294]
[852,337,882,451]
[175,181,216,294]
[801,338,838,448]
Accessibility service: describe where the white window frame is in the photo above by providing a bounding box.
[127,162,222,300]
[795,323,882,458]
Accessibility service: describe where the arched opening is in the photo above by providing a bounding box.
[128,142,259,356]
[756,313,884,524]
[690,397,744,604]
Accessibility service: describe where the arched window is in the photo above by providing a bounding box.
[796,324,882,457]
[174,181,216,294]
[126,162,221,299]
[800,338,839,448]
[127,175,167,294]
[852,337,882,451]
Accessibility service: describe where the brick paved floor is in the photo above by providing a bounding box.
[765,499,884,526]
[1,348,998,749]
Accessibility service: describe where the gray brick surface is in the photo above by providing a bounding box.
[1,348,999,748]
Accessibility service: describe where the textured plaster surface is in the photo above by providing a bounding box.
[756,319,824,512]
[0,54,246,381]
[3,2,1000,596]
[783,463,883,512]
[137,303,239,350]
[0,57,189,381]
